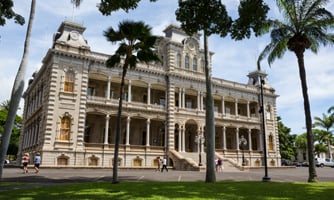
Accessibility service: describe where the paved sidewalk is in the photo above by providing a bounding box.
[1,167,334,191]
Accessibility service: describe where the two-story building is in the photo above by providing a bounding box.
[18,20,281,170]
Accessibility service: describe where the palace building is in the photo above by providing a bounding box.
[18,20,281,170]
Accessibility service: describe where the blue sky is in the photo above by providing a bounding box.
[1,0,334,135]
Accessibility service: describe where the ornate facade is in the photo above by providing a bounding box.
[18,20,281,170]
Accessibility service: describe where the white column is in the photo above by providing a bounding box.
[104,114,110,144]
[236,127,239,150]
[259,130,263,151]
[247,101,250,118]
[222,96,225,115]
[200,127,205,153]
[178,88,182,108]
[182,88,185,108]
[248,128,252,151]
[126,116,130,145]
[182,126,186,152]
[197,91,201,110]
[235,99,238,116]
[107,76,111,99]
[146,119,150,146]
[223,126,226,150]
[200,92,203,111]
[178,128,182,152]
[147,83,151,105]
[128,80,132,102]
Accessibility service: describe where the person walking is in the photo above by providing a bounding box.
[161,157,168,172]
[156,156,161,172]
[34,152,41,173]
[217,158,223,172]
[22,153,30,174]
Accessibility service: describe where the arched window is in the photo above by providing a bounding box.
[60,116,71,141]
[176,53,181,68]
[192,57,197,71]
[269,134,274,151]
[184,55,189,69]
[64,70,75,92]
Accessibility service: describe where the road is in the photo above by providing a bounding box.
[2,166,334,184]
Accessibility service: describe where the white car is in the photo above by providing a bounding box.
[315,158,334,168]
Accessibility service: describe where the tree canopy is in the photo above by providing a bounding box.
[0,0,25,26]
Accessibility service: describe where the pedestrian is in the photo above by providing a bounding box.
[215,158,218,172]
[218,158,223,172]
[34,152,41,173]
[161,157,168,172]
[156,156,161,172]
[22,153,30,174]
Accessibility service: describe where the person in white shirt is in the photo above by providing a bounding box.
[161,157,168,172]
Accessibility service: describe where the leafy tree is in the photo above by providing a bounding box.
[104,21,159,183]
[257,0,334,182]
[295,133,307,160]
[0,0,25,26]
[175,0,232,183]
[176,0,270,182]
[0,0,36,180]
[230,0,270,40]
[0,101,22,157]
[313,114,333,159]
[277,116,296,161]
[99,0,157,13]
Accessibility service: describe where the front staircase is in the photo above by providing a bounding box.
[169,150,242,171]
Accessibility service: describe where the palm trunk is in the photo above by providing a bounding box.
[112,63,128,184]
[203,32,216,183]
[0,0,36,180]
[295,50,317,182]
[327,138,332,159]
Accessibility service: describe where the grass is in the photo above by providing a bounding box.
[0,181,333,200]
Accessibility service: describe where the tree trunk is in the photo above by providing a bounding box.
[112,63,128,184]
[203,32,216,183]
[327,138,332,159]
[0,0,36,180]
[295,50,317,182]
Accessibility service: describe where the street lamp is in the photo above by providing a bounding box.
[195,135,205,166]
[259,76,271,182]
[239,135,247,166]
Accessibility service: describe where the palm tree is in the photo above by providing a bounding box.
[313,129,331,157]
[313,113,333,159]
[257,0,334,182]
[0,0,36,180]
[104,21,159,183]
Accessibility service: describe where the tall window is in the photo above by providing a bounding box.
[60,116,71,141]
[200,59,205,72]
[184,55,189,69]
[192,57,197,71]
[266,105,271,120]
[269,135,274,151]
[64,70,74,92]
[176,53,181,68]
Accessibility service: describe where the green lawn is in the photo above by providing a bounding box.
[1,181,333,200]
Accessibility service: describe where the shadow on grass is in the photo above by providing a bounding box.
[1,181,334,200]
